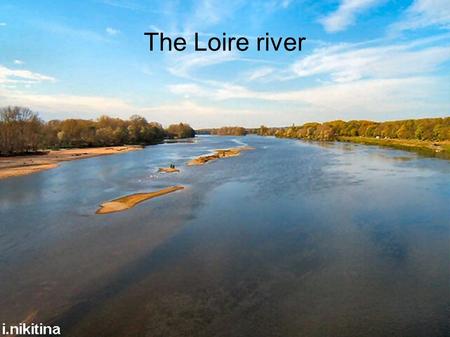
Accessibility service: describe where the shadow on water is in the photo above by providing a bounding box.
[48,179,327,337]
[46,229,197,334]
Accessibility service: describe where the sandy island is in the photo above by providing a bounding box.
[187,146,255,166]
[0,146,143,180]
[158,167,180,173]
[96,186,184,214]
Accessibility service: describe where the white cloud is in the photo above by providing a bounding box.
[167,51,239,78]
[320,0,383,33]
[105,27,120,36]
[0,85,251,127]
[142,100,221,115]
[168,83,206,97]
[155,0,236,38]
[392,0,450,32]
[169,82,256,100]
[268,77,450,121]
[167,76,450,121]
[165,46,279,80]
[247,67,276,81]
[290,40,450,82]
[262,0,292,12]
[0,65,55,84]
[13,60,24,65]
[143,99,264,128]
[192,0,222,26]
[0,22,6,27]
[187,0,245,30]
[164,33,450,120]
[2,74,448,127]
[263,77,437,107]
[0,87,134,117]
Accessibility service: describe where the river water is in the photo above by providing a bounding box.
[0,135,449,337]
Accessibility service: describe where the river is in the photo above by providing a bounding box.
[0,135,449,337]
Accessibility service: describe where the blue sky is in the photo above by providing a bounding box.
[0,0,449,127]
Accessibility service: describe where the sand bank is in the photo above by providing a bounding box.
[0,146,143,180]
[96,186,185,214]
[158,167,180,173]
[187,146,254,166]
[164,138,196,144]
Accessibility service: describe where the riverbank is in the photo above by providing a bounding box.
[338,137,450,159]
[0,146,143,180]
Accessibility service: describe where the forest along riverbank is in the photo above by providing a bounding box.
[256,117,450,160]
[0,146,143,180]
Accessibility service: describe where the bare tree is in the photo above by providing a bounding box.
[0,106,43,154]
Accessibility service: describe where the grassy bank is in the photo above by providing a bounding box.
[338,136,450,159]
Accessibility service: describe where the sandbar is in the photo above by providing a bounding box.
[96,185,185,214]
[158,167,180,173]
[187,146,254,166]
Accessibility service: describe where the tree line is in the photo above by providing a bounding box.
[0,106,195,155]
[258,118,450,141]
[197,126,248,136]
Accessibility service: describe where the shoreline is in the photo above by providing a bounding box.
[337,137,450,160]
[0,145,143,180]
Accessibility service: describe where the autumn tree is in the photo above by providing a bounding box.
[166,123,196,139]
[259,117,450,142]
[0,106,43,154]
